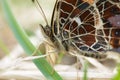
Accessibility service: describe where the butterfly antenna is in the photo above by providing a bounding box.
[32,0,49,26]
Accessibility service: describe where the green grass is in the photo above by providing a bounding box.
[0,0,62,80]
[0,39,10,55]
[83,60,88,80]
[112,64,120,80]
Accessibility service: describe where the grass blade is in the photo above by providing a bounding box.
[83,61,88,80]
[112,64,120,80]
[0,38,10,55]
[0,0,62,80]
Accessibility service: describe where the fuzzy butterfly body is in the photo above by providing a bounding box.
[42,0,120,59]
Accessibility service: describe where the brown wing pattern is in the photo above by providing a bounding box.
[51,0,120,58]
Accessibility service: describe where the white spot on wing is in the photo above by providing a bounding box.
[70,17,82,26]
[73,17,82,25]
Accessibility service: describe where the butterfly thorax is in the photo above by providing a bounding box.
[42,24,68,54]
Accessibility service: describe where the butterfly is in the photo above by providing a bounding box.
[34,0,120,60]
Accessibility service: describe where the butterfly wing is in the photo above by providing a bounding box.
[51,0,120,58]
[96,0,120,49]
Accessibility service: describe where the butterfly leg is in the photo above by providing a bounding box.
[68,51,86,80]
[83,57,110,72]
[68,51,86,70]
[69,50,110,72]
